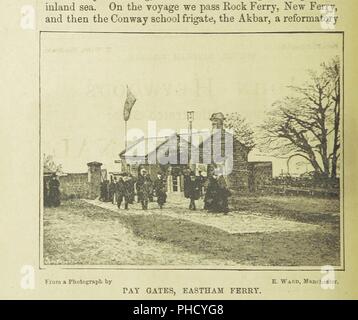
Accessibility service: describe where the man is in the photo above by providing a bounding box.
[123,174,133,210]
[108,176,116,204]
[136,169,153,210]
[127,174,136,204]
[115,176,128,209]
[153,172,167,209]
[112,177,118,204]
[183,168,191,199]
[185,171,201,210]
[198,170,207,198]
[48,173,61,207]
[136,170,144,203]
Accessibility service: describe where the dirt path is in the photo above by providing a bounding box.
[43,201,239,266]
[43,198,340,267]
[85,194,321,234]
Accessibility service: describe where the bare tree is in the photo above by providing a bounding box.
[324,58,341,178]
[43,154,63,174]
[224,112,255,150]
[259,57,341,178]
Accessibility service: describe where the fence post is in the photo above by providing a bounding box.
[87,161,103,199]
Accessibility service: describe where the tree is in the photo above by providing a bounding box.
[43,154,63,174]
[224,112,255,150]
[259,57,341,178]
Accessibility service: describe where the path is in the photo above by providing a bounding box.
[85,193,320,234]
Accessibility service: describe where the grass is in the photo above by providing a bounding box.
[44,198,341,266]
[230,195,340,225]
[123,214,339,266]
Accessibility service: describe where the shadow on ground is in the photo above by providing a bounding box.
[43,199,340,267]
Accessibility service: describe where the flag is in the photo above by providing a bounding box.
[123,86,136,121]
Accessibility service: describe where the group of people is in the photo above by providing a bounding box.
[43,166,231,213]
[184,171,231,213]
[100,174,135,209]
[43,173,61,207]
[101,168,231,213]
[100,169,167,210]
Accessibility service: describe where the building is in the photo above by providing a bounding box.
[116,113,272,193]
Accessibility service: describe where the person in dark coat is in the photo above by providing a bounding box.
[43,177,49,207]
[105,179,110,202]
[127,174,136,204]
[153,172,167,209]
[112,177,117,204]
[116,176,130,209]
[100,181,105,201]
[183,169,191,199]
[48,173,61,207]
[136,169,153,210]
[108,176,116,204]
[100,179,109,202]
[204,174,231,213]
[136,170,144,203]
[204,175,219,212]
[197,171,207,198]
[123,175,134,209]
[216,175,231,213]
[185,172,201,210]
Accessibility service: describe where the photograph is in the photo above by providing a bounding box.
[40,32,342,268]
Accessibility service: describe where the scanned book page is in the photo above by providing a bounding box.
[0,0,357,299]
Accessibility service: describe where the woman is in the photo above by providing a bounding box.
[153,172,167,209]
[204,174,219,212]
[186,172,201,210]
[48,173,61,207]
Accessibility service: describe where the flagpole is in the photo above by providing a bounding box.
[125,120,128,151]
[125,84,128,152]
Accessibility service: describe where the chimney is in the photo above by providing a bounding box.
[210,112,225,130]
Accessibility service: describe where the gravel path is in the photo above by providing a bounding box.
[85,193,320,234]
[43,201,239,266]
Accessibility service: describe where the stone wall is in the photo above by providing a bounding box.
[44,161,103,200]
[59,173,89,199]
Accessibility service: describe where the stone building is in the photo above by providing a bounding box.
[116,113,272,193]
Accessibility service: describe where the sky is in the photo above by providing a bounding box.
[41,32,342,175]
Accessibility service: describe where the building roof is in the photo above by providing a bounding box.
[119,129,250,161]
[119,135,174,159]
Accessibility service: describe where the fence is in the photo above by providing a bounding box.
[254,177,340,198]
